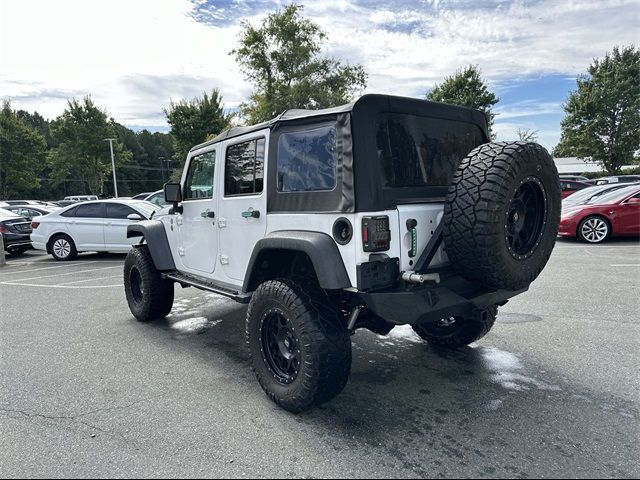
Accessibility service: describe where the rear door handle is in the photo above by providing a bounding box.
[241,210,260,219]
[201,210,215,218]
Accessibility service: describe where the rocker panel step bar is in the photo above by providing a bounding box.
[162,271,252,304]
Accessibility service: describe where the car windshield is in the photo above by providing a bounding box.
[564,184,632,205]
[131,201,158,218]
[586,185,640,205]
[0,208,20,219]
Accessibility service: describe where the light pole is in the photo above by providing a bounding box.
[104,138,118,198]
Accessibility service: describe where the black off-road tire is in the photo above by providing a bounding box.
[444,142,560,291]
[49,234,78,261]
[412,306,498,349]
[124,245,174,321]
[246,279,352,413]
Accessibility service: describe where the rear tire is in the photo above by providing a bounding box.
[49,234,77,261]
[8,247,29,256]
[412,306,498,349]
[443,142,560,290]
[246,279,352,413]
[124,245,174,321]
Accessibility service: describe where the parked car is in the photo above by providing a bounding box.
[559,184,640,243]
[64,195,99,201]
[142,189,168,207]
[595,175,640,185]
[1,199,59,208]
[5,205,59,221]
[562,182,639,206]
[30,200,158,260]
[0,208,32,255]
[560,180,591,199]
[559,175,591,183]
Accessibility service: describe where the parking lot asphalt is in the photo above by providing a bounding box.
[1,238,639,478]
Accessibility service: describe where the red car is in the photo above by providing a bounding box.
[559,185,640,243]
[560,180,592,199]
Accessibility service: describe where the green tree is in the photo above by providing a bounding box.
[426,65,499,138]
[231,4,367,124]
[553,46,640,173]
[164,89,230,168]
[0,101,47,199]
[49,97,129,195]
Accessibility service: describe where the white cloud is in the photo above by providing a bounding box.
[1,0,638,147]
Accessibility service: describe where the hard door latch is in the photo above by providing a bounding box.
[201,209,215,218]
[241,209,260,219]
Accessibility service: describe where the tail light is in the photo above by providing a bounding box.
[31,221,40,229]
[362,216,391,252]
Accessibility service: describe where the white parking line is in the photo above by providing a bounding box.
[1,266,120,283]
[610,264,640,267]
[0,282,121,289]
[0,260,122,276]
[57,275,122,286]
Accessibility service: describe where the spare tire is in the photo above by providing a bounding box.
[443,142,560,291]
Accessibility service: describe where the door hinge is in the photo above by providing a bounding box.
[218,217,227,228]
[220,255,229,265]
[176,217,183,226]
[178,247,185,257]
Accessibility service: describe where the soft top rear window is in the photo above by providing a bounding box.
[376,113,485,189]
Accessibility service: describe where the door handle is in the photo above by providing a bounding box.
[201,210,215,218]
[241,209,260,219]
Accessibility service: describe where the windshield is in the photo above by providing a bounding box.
[376,113,485,188]
[132,201,159,218]
[586,185,639,205]
[564,184,633,205]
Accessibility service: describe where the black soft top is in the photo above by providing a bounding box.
[190,94,488,151]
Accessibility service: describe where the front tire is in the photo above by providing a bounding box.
[412,306,498,349]
[246,279,352,413]
[124,246,174,321]
[578,216,610,243]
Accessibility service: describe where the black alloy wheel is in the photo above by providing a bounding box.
[505,176,548,260]
[260,309,301,384]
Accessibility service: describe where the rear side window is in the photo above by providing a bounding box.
[277,125,337,192]
[61,206,78,217]
[225,138,265,196]
[184,151,216,200]
[74,203,104,218]
[376,114,485,188]
[106,203,138,219]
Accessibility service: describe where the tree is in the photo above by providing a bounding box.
[48,97,129,195]
[231,4,367,124]
[516,128,539,143]
[164,89,230,168]
[0,101,47,198]
[426,65,499,138]
[553,46,640,173]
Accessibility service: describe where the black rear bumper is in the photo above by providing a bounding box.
[2,233,32,252]
[356,275,526,325]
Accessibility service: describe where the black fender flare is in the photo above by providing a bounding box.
[127,220,176,271]
[242,231,351,293]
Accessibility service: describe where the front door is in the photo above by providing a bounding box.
[619,193,640,235]
[179,148,218,275]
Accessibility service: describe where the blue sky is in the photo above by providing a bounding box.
[1,0,638,152]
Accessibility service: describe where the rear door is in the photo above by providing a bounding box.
[217,134,268,282]
[66,202,105,250]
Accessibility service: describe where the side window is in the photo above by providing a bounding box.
[29,209,42,218]
[106,203,137,219]
[61,206,78,217]
[75,203,104,218]
[277,125,337,192]
[225,138,265,196]
[184,151,216,200]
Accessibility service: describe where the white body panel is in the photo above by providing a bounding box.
[67,217,105,250]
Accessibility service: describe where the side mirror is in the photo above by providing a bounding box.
[127,213,144,221]
[164,182,183,214]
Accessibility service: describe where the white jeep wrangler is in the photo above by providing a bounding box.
[123,94,560,412]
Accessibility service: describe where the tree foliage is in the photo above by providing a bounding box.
[0,101,47,198]
[516,128,539,143]
[164,89,231,168]
[48,97,130,195]
[553,46,640,173]
[426,65,499,138]
[231,4,368,124]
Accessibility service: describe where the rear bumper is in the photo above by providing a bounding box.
[2,234,32,251]
[357,276,526,325]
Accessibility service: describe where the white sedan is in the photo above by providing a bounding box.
[30,199,158,260]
